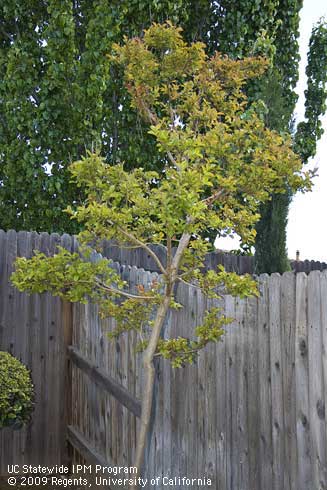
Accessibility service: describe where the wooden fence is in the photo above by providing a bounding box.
[1,231,327,490]
[71,270,327,490]
[0,230,75,470]
[102,240,327,275]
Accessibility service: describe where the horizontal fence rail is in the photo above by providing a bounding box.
[67,425,111,468]
[68,346,141,417]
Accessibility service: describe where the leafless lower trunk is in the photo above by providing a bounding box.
[129,295,171,490]
[130,231,191,490]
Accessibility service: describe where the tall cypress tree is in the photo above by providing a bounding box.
[254,12,327,273]
[180,1,327,271]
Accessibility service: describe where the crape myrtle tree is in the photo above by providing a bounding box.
[11,24,311,487]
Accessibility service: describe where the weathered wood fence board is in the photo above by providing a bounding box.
[101,239,327,275]
[100,240,327,275]
[71,272,327,489]
[0,230,75,473]
[295,272,311,490]
[1,231,327,490]
[68,346,141,417]
[308,271,327,488]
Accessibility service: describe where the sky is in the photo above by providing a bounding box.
[216,0,327,262]
[288,0,327,262]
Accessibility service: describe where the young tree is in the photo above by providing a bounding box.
[11,23,311,488]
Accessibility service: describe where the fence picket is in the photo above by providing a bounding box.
[269,273,284,490]
[281,272,297,490]
[321,270,327,487]
[215,294,227,489]
[307,271,327,488]
[295,272,311,490]
[257,274,273,489]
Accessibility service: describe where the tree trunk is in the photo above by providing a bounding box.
[130,231,191,489]
[130,294,172,490]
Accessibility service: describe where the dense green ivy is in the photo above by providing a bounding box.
[1,1,326,274]
[0,0,190,232]
[295,19,327,162]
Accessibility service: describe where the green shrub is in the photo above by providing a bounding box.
[0,351,34,429]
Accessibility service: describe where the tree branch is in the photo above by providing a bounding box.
[96,280,154,301]
[138,98,179,168]
[0,26,13,42]
[131,293,171,488]
[177,267,200,280]
[170,218,193,282]
[109,221,166,275]
[176,276,198,288]
[153,345,202,358]
[201,188,226,207]
[167,236,172,270]
[106,242,146,250]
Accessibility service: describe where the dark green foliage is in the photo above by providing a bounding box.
[254,193,292,274]
[273,0,303,111]
[252,2,302,273]
[0,0,191,233]
[1,1,326,275]
[0,0,301,236]
[295,19,327,162]
[253,71,293,131]
[253,69,295,273]
[0,351,34,429]
[255,10,327,273]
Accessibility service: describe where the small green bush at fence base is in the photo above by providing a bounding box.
[0,351,34,430]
